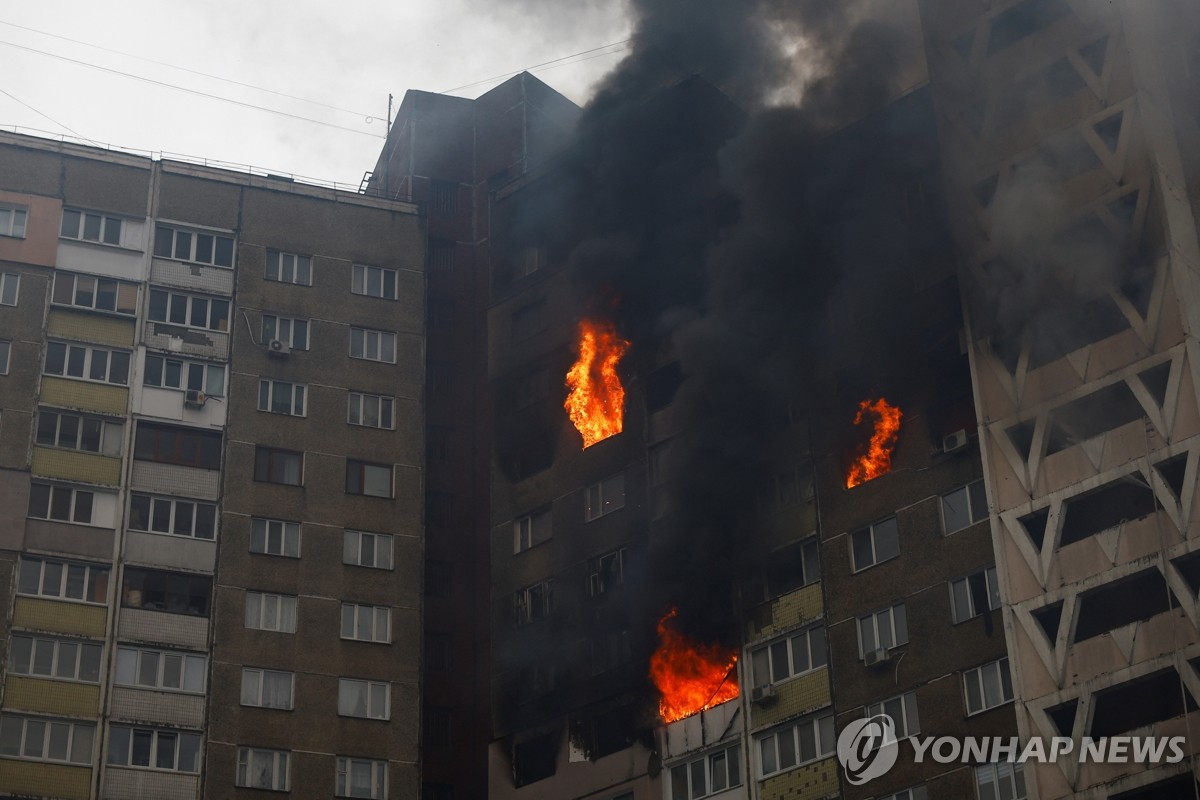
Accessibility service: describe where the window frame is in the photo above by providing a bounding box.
[265,249,312,286]
[349,326,397,364]
[106,724,201,773]
[851,515,900,572]
[244,591,298,633]
[584,473,626,521]
[134,421,222,470]
[250,518,301,559]
[756,713,836,778]
[261,313,310,350]
[0,339,10,375]
[253,446,303,486]
[942,479,988,535]
[35,409,123,457]
[0,206,27,239]
[128,493,217,540]
[346,459,393,498]
[964,657,1015,716]
[0,714,93,765]
[59,208,124,246]
[949,565,1002,624]
[147,288,230,332]
[51,271,138,315]
[867,691,921,740]
[153,224,234,268]
[258,379,306,417]
[351,263,399,300]
[0,272,18,306]
[143,354,226,397]
[340,603,391,644]
[44,341,130,386]
[975,761,1027,800]
[513,508,552,554]
[343,530,393,570]
[750,625,828,688]
[17,556,109,605]
[347,391,395,429]
[8,634,102,683]
[240,667,295,710]
[238,746,290,791]
[120,567,212,617]
[668,743,743,800]
[514,580,554,626]
[857,603,910,658]
[113,645,207,694]
[337,678,391,720]
[27,482,100,525]
[588,548,627,597]
[336,756,387,799]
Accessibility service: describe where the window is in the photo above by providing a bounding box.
[975,762,1027,800]
[513,508,552,554]
[0,715,93,764]
[585,473,625,521]
[515,581,553,626]
[245,592,297,633]
[8,635,102,682]
[148,288,230,331]
[346,460,392,498]
[337,756,387,798]
[751,626,828,687]
[757,713,835,777]
[266,249,311,286]
[867,692,920,739]
[0,340,9,374]
[858,603,909,658]
[964,658,1014,715]
[51,271,137,314]
[851,516,900,571]
[350,327,396,363]
[770,462,814,511]
[348,392,394,429]
[44,341,130,385]
[18,556,109,604]
[352,264,398,299]
[153,224,234,267]
[251,518,301,558]
[241,668,294,710]
[134,422,222,469]
[341,603,390,643]
[762,537,822,599]
[882,787,929,800]
[950,566,1001,623]
[60,209,123,246]
[36,410,123,456]
[128,494,217,540]
[254,447,303,486]
[258,379,306,416]
[121,568,211,617]
[261,314,309,350]
[588,549,626,596]
[943,480,988,534]
[0,206,27,239]
[28,483,99,525]
[513,245,545,280]
[107,725,201,772]
[143,354,225,397]
[114,646,206,693]
[238,747,290,791]
[343,531,392,570]
[0,273,18,306]
[670,744,742,800]
[338,678,390,720]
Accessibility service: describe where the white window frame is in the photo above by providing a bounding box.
[250,518,301,558]
[585,473,626,521]
[337,678,390,720]
[513,508,552,554]
[44,341,130,385]
[59,208,124,246]
[857,603,909,658]
[266,249,311,286]
[950,565,1002,624]
[346,460,393,498]
[261,313,310,350]
[238,746,290,791]
[8,634,102,683]
[17,556,109,605]
[975,761,1027,800]
[942,479,988,534]
[669,743,743,800]
[128,493,218,540]
[964,657,1014,715]
[588,548,626,597]
[258,379,306,417]
[114,645,206,693]
[153,224,234,268]
[240,668,295,710]
[0,272,18,306]
[340,603,391,643]
[0,715,93,764]
[143,354,226,397]
[0,340,10,375]
[0,206,27,239]
[352,263,399,299]
[51,271,138,314]
[347,391,395,429]
[867,691,921,740]
[756,713,835,778]
[750,625,828,687]
[851,516,900,572]
[106,725,201,772]
[28,482,99,525]
[245,591,298,633]
[514,581,553,626]
[349,327,397,364]
[148,288,230,332]
[343,530,393,570]
[35,409,123,456]
[336,756,387,799]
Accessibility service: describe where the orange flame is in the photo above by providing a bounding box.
[564,319,630,448]
[845,397,903,488]
[649,608,739,724]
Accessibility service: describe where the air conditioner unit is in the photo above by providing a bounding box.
[267,339,291,358]
[751,686,778,706]
[942,429,968,454]
[864,648,892,668]
[183,389,207,409]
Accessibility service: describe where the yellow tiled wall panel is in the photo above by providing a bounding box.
[31,447,121,486]
[0,760,91,800]
[759,756,840,800]
[3,676,100,716]
[752,670,832,729]
[13,598,107,637]
[40,377,128,416]
[48,308,135,347]
[748,582,824,642]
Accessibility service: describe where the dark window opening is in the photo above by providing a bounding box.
[1019,508,1049,549]
[1140,362,1172,409]
[513,732,558,787]
[1033,600,1064,643]
[1121,262,1158,320]
[1079,36,1109,77]
[1046,698,1078,736]
[570,703,637,761]
[122,567,211,617]
[1094,110,1124,153]
[134,422,221,470]
[1027,295,1130,370]
[1170,551,1200,598]
[1090,669,1197,737]
[1156,453,1188,502]
[646,362,683,413]
[1111,774,1200,800]
[1045,382,1147,455]
[1074,569,1179,642]
[1060,475,1158,547]
[1007,419,1037,462]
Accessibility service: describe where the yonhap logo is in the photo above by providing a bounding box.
[837,715,899,785]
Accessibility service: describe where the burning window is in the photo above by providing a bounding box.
[514,581,553,626]
[845,398,903,488]
[650,609,739,723]
[588,548,626,596]
[851,516,900,572]
[750,625,827,688]
[941,480,988,534]
[565,319,630,447]
[669,743,742,800]
[867,692,920,739]
[949,566,1001,624]
[756,713,835,777]
[584,473,626,521]
[857,603,909,658]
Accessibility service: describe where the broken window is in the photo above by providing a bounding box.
[763,537,821,600]
[1074,569,1178,641]
[514,581,553,626]
[1059,474,1158,547]
[588,549,626,597]
[513,732,558,787]
[949,566,1001,624]
[941,480,988,534]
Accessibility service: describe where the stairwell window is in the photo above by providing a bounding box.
[964,657,1014,715]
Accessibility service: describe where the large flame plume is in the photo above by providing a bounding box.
[649,608,739,724]
[845,397,903,488]
[564,319,630,448]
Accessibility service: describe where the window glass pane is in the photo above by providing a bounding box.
[670,764,689,800]
[966,670,983,713]
[174,231,191,260]
[689,759,706,797]
[156,731,177,769]
[195,234,213,264]
[760,737,777,775]
[178,733,200,772]
[83,214,102,241]
[32,639,54,674]
[55,641,78,678]
[108,726,130,764]
[70,724,93,764]
[777,726,796,769]
[154,227,172,257]
[874,517,900,562]
[852,529,873,569]
[952,579,971,622]
[162,654,183,688]
[22,720,45,757]
[61,210,81,237]
[103,219,121,246]
[10,636,30,673]
[858,617,875,654]
[47,722,70,760]
[877,611,894,650]
[770,641,789,681]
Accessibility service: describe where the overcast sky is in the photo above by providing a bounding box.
[0,1,632,188]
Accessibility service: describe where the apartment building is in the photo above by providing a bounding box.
[0,131,423,799]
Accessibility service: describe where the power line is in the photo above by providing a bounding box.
[0,19,380,121]
[0,39,385,139]
[0,86,95,144]
[440,39,630,94]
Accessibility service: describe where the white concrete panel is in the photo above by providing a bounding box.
[150,258,235,296]
[55,239,148,282]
